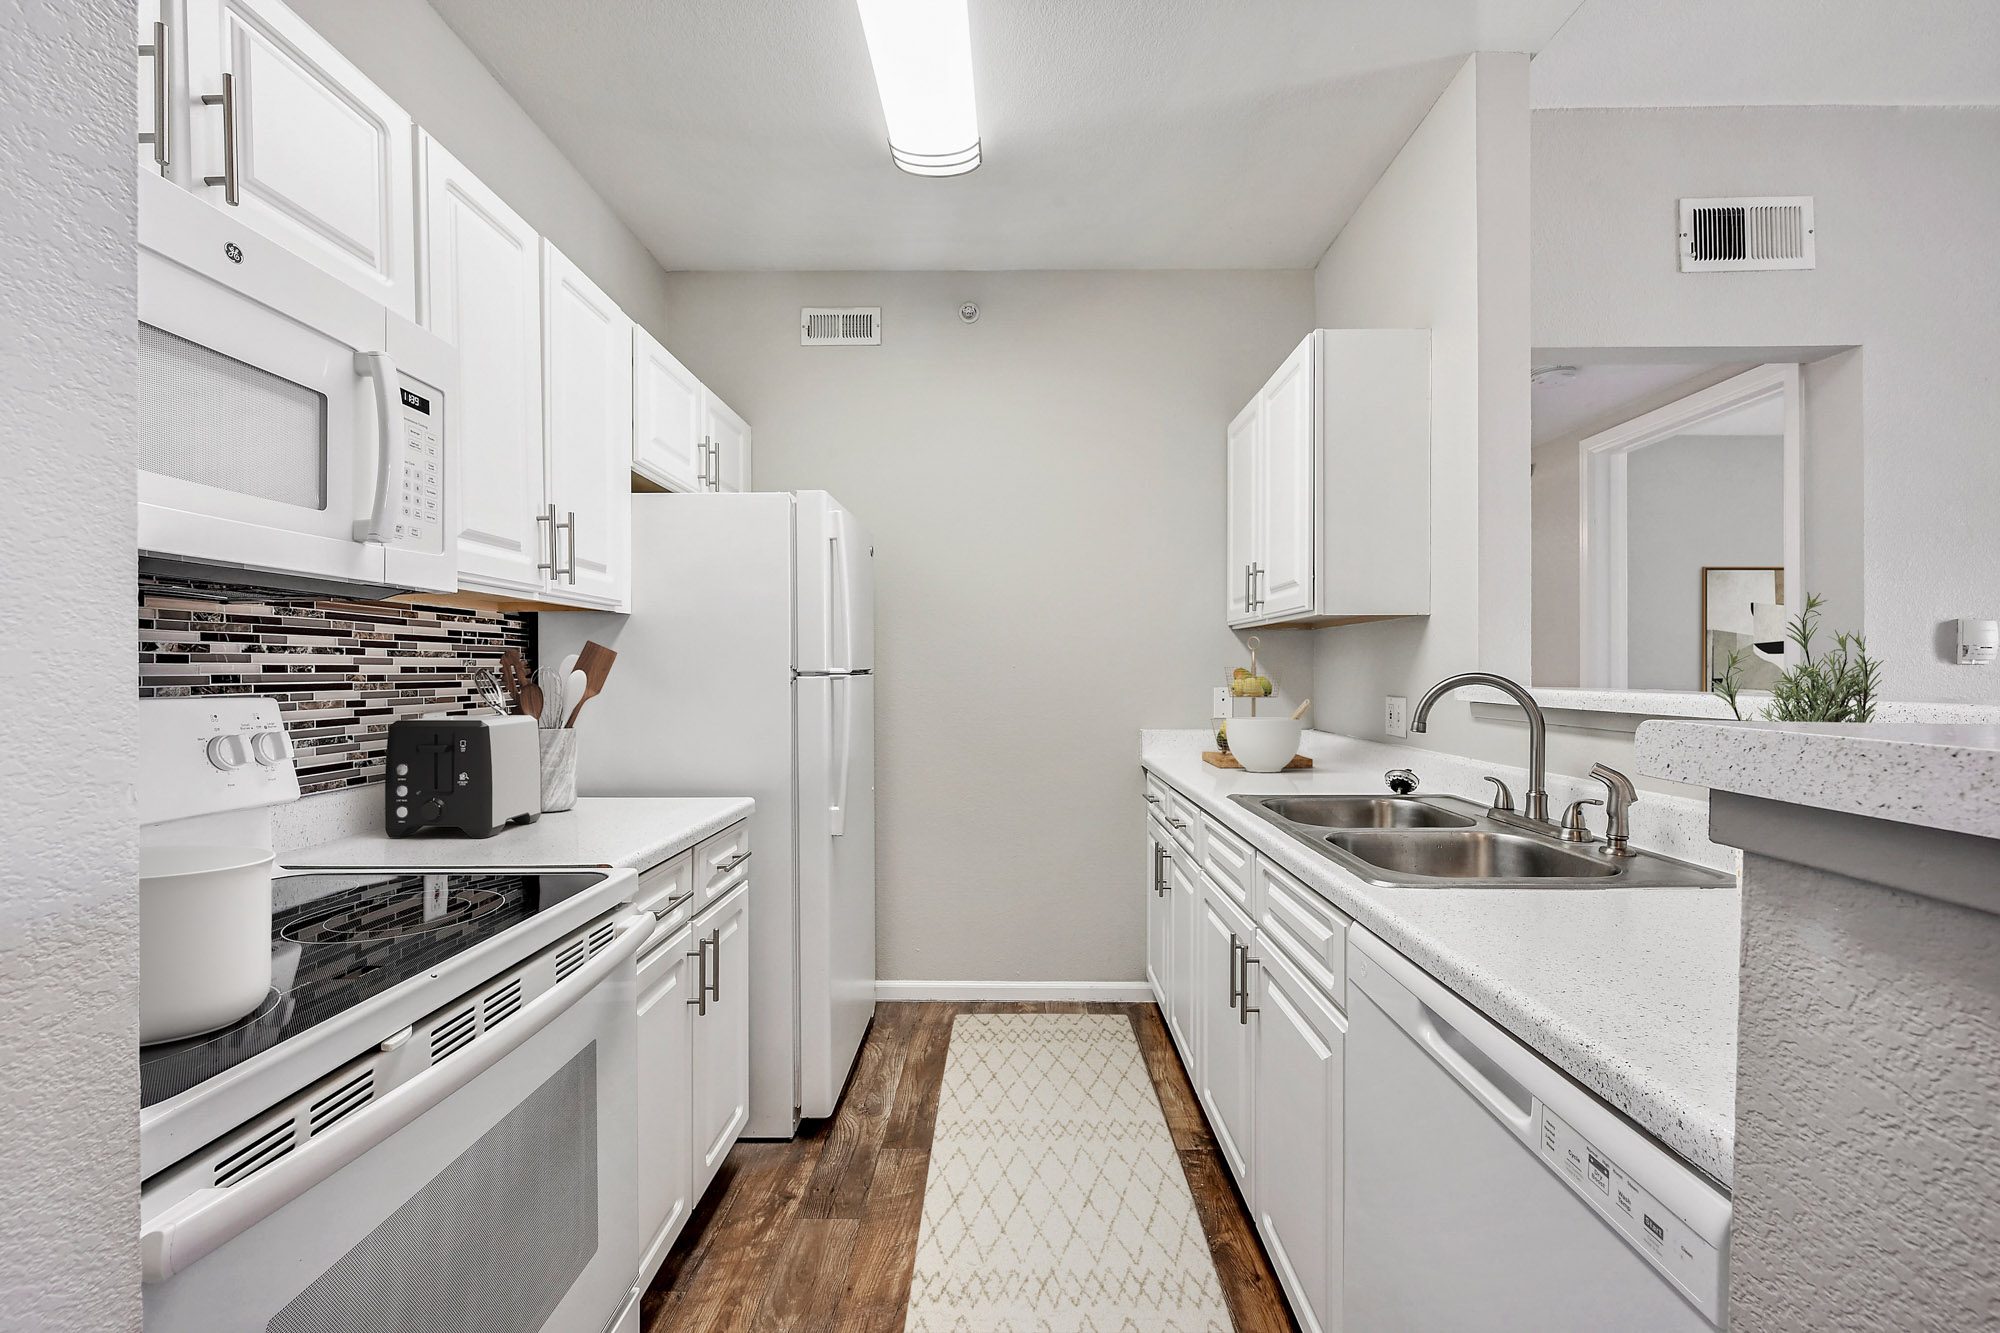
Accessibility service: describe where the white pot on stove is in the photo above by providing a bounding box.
[141,845,276,1044]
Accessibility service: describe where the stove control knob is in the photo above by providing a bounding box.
[252,729,294,767]
[205,733,251,771]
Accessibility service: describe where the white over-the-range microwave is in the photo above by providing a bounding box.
[138,171,457,598]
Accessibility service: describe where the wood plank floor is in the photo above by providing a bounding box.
[641,1001,1298,1333]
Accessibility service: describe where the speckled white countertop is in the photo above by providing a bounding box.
[283,796,754,874]
[1636,720,2000,840]
[1143,728,1742,1184]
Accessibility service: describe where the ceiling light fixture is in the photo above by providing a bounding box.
[855,0,981,177]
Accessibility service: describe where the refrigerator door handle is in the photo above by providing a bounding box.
[829,509,854,673]
[829,673,854,837]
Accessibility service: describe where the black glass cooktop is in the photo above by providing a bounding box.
[139,870,603,1108]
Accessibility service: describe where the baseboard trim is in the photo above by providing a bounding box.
[875,980,1157,1003]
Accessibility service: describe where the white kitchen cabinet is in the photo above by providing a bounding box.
[632,328,708,494]
[1146,821,1174,1008]
[1197,883,1258,1187]
[704,393,753,492]
[1226,329,1431,629]
[631,330,755,495]
[1252,935,1346,1333]
[1226,400,1259,622]
[182,0,418,319]
[1166,847,1201,1069]
[543,240,634,611]
[689,880,750,1200]
[418,133,549,597]
[635,921,694,1287]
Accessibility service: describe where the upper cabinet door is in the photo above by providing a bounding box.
[418,133,548,597]
[542,240,633,611]
[704,393,753,493]
[1256,338,1316,621]
[184,0,417,320]
[1226,400,1259,625]
[631,328,706,494]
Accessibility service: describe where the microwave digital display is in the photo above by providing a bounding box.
[400,388,432,415]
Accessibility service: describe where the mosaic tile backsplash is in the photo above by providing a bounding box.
[138,578,533,794]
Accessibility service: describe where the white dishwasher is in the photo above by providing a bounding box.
[1345,925,1731,1332]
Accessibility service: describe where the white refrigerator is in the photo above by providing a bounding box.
[541,490,875,1138]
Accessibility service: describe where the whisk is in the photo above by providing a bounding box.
[532,666,571,730]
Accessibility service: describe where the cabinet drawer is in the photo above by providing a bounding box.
[1256,858,1350,1005]
[636,850,695,943]
[1162,787,1202,857]
[1201,815,1255,911]
[693,822,752,906]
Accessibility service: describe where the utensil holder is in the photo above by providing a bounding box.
[539,730,578,812]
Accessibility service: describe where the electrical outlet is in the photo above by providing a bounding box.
[1213,686,1233,719]
[1384,695,1409,738]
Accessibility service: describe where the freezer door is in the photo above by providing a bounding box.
[795,491,875,674]
[795,673,877,1118]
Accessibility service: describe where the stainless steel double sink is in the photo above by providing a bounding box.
[1232,794,1734,889]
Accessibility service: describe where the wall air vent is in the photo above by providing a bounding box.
[801,307,882,346]
[1679,197,1814,272]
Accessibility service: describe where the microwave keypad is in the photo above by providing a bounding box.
[395,408,441,546]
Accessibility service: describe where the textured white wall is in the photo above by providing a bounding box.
[0,0,140,1325]
[1733,852,2000,1329]
[1534,105,2000,704]
[1308,54,1539,771]
[659,270,1315,982]
[288,0,674,341]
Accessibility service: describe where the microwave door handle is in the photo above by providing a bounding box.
[351,351,402,544]
[140,911,651,1283]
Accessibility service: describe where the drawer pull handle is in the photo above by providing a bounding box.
[713,850,752,873]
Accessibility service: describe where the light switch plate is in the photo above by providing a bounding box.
[1385,695,1409,738]
[1213,686,1233,719]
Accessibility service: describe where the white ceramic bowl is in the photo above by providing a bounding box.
[140,844,275,1044]
[1227,716,1305,772]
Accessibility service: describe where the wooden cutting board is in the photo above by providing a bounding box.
[1203,751,1313,771]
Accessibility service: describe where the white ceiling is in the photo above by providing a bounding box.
[1531,362,1740,445]
[427,0,1586,271]
[1532,0,2000,108]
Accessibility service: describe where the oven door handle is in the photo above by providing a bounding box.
[140,910,649,1284]
[351,350,403,545]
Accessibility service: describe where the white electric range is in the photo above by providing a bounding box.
[138,697,647,1333]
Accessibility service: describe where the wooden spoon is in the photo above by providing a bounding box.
[520,678,544,723]
[499,647,528,712]
[563,641,617,729]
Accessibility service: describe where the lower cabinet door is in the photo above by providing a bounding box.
[1146,824,1173,1008]
[635,928,693,1285]
[1198,885,1257,1188]
[690,882,750,1199]
[1253,941,1346,1333]
[1166,852,1201,1068]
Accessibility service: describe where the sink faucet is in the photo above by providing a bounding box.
[1410,672,1550,825]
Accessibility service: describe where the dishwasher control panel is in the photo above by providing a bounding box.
[1539,1106,1726,1323]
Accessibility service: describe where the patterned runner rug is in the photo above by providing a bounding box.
[906,1012,1233,1333]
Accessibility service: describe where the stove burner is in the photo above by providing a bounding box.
[283,886,507,944]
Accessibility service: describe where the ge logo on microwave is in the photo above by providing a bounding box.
[223,242,243,264]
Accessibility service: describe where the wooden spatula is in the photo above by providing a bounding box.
[563,641,617,729]
[499,647,528,712]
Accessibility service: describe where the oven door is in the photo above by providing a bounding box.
[137,171,456,595]
[141,912,645,1333]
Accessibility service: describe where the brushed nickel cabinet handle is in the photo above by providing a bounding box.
[536,504,558,574]
[139,21,170,170]
[705,927,721,1001]
[1238,951,1260,1025]
[562,510,578,584]
[687,936,708,1016]
[200,72,238,204]
[1228,935,1243,1010]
